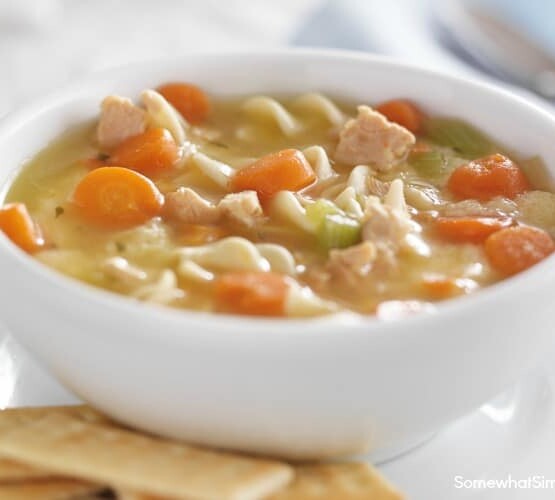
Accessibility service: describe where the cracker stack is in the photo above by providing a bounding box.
[0,405,404,499]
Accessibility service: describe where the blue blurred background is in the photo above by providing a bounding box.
[0,0,553,117]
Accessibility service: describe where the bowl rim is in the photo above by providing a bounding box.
[1,47,555,338]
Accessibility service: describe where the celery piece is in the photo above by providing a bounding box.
[409,150,445,178]
[425,118,494,158]
[319,214,361,250]
[306,199,344,228]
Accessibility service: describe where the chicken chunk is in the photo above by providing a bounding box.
[326,206,415,288]
[165,188,264,228]
[362,201,411,249]
[97,96,146,150]
[218,191,264,228]
[358,194,421,274]
[327,241,377,287]
[327,184,419,287]
[164,187,219,225]
[335,105,415,170]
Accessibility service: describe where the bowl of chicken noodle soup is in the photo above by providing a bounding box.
[0,50,554,459]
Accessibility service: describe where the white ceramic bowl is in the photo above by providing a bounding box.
[0,50,554,461]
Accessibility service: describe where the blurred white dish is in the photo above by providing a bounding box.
[0,50,554,460]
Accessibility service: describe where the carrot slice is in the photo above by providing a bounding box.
[178,224,229,246]
[157,82,210,124]
[447,154,530,201]
[421,277,466,299]
[230,149,316,202]
[435,216,512,243]
[0,203,43,253]
[73,167,164,229]
[109,128,179,177]
[375,99,423,133]
[214,272,290,316]
[485,226,555,276]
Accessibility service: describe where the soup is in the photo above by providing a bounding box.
[3,83,555,317]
